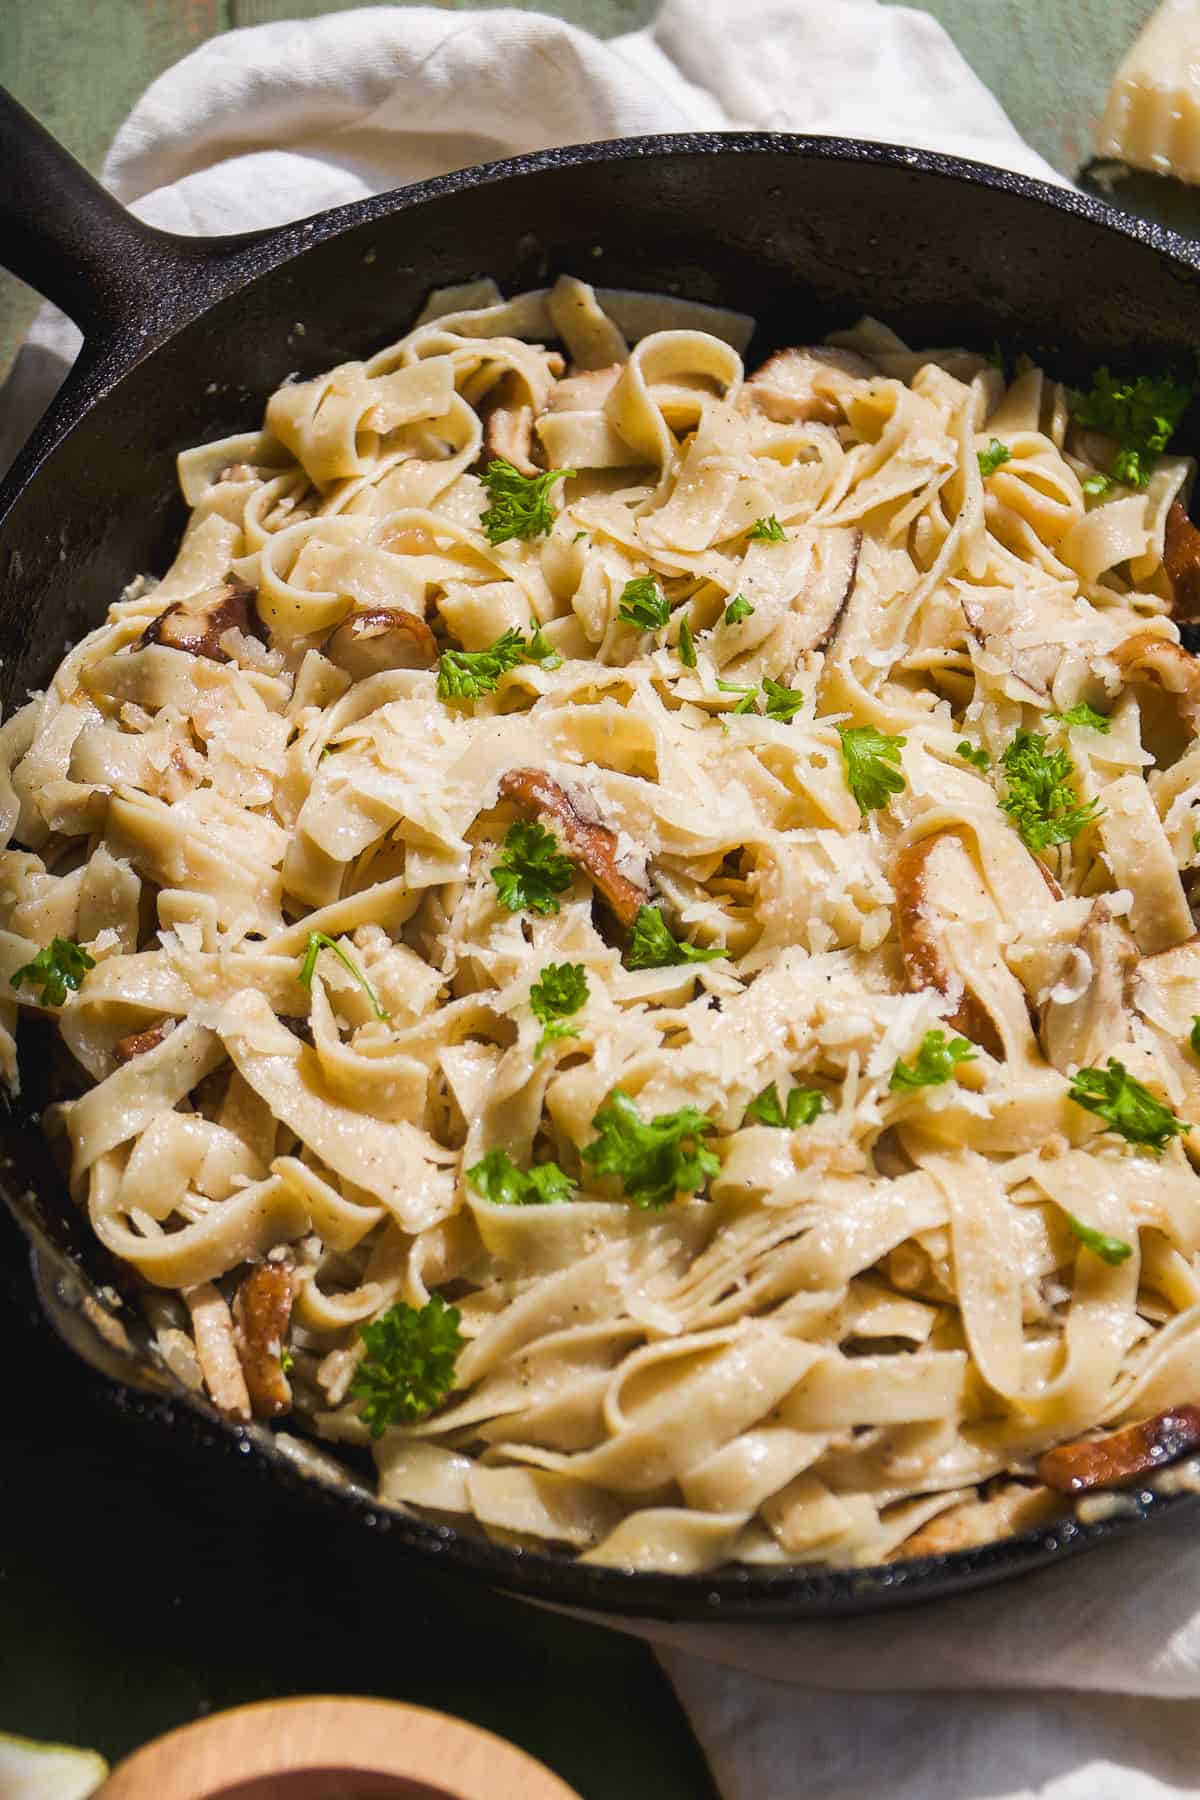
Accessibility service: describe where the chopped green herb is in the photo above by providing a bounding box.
[1068,1058,1192,1154]
[617,575,670,631]
[1083,472,1114,499]
[724,595,755,625]
[530,960,589,1057]
[525,618,563,671]
[977,438,1012,477]
[1070,369,1192,490]
[998,730,1102,852]
[625,905,728,971]
[572,530,588,544]
[745,1081,825,1128]
[582,1087,719,1208]
[1051,701,1111,733]
[467,1148,573,1206]
[678,617,697,669]
[438,626,527,701]
[762,676,805,723]
[349,1295,464,1437]
[10,938,95,1009]
[715,678,759,715]
[956,740,991,772]
[490,821,575,916]
[1193,829,1200,856]
[280,1347,295,1376]
[298,931,389,1021]
[1190,1016,1200,1059]
[480,458,574,544]
[748,515,787,542]
[1063,1212,1133,1266]
[890,1029,977,1091]
[837,725,907,814]
[987,341,1006,376]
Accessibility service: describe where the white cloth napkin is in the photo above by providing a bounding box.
[4,6,1196,1796]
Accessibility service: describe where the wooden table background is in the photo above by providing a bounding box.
[0,2,1190,1795]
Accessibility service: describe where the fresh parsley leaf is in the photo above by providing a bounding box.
[618,576,670,631]
[1070,369,1191,490]
[10,938,95,1009]
[762,676,805,723]
[467,1147,573,1206]
[490,821,575,916]
[625,905,728,970]
[1082,472,1114,499]
[1063,1211,1133,1266]
[299,931,389,1021]
[530,960,589,1057]
[572,530,588,544]
[724,595,754,625]
[1191,1016,1200,1059]
[837,725,907,814]
[745,1081,824,1128]
[678,617,697,669]
[480,458,574,544]
[715,678,758,715]
[956,740,991,771]
[890,1029,977,1091]
[1068,1058,1192,1154]
[582,1087,719,1208]
[525,618,563,671]
[748,515,787,542]
[977,438,1012,477]
[998,730,1102,852]
[438,626,527,701]
[1193,829,1200,856]
[280,1347,295,1376]
[1051,702,1110,733]
[349,1295,464,1437]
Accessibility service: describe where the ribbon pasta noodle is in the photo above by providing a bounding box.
[6,274,1200,1572]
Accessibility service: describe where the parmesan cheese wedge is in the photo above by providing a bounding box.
[1097,0,1200,183]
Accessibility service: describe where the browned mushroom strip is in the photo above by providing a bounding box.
[803,528,861,653]
[481,372,538,476]
[497,767,650,928]
[1037,1405,1200,1494]
[1039,899,1136,1074]
[232,1262,295,1419]
[893,832,1005,1058]
[1165,500,1200,622]
[1112,631,1200,731]
[746,346,875,425]
[113,1021,172,1064]
[322,608,438,680]
[139,581,267,664]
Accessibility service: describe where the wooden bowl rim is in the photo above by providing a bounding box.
[95,1695,583,1800]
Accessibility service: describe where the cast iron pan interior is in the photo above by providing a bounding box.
[2,95,1199,1618]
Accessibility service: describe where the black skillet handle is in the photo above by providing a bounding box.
[0,85,221,348]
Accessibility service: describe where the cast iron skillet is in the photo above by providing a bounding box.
[2,88,1199,1621]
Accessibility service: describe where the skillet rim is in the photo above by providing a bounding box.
[4,127,1200,1620]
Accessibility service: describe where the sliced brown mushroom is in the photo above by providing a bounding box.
[542,364,623,413]
[1037,1405,1200,1494]
[746,347,875,425]
[184,1282,251,1422]
[232,1261,295,1419]
[139,581,267,664]
[800,527,861,652]
[322,608,438,680]
[893,831,1007,1058]
[1112,631,1200,731]
[481,371,538,476]
[1039,899,1136,1073]
[961,592,1062,699]
[113,1020,173,1064]
[497,767,650,928]
[890,1483,1063,1560]
[1164,500,1200,622]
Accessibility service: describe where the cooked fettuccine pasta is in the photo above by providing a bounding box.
[7,273,1200,1573]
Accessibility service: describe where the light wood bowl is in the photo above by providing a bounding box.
[94,1697,584,1800]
